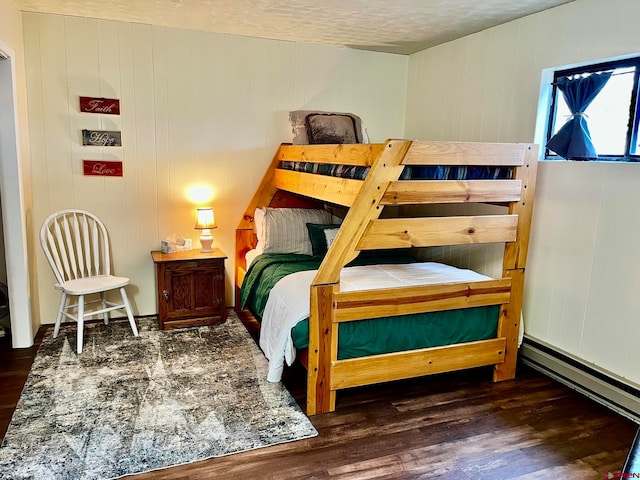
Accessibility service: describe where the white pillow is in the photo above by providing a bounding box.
[324,227,339,250]
[256,207,332,255]
[245,248,262,268]
[254,207,266,251]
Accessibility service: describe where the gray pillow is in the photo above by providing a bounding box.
[289,110,368,145]
[305,113,358,144]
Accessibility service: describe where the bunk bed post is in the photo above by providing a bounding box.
[308,284,338,414]
[494,144,539,381]
[495,268,525,380]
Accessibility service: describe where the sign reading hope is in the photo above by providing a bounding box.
[82,129,122,147]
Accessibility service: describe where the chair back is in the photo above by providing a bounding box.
[40,209,112,285]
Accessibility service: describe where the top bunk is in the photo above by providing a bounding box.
[236,139,538,289]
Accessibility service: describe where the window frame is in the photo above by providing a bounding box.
[545,56,640,162]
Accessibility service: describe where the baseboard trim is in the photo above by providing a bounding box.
[521,337,640,424]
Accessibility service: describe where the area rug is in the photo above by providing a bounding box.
[0,313,317,479]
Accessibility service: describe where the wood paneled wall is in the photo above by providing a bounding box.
[22,13,408,324]
[405,0,640,386]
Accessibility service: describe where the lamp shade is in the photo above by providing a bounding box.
[194,207,216,230]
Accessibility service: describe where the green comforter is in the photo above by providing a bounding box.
[240,252,499,360]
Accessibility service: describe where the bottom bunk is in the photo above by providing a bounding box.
[239,248,511,412]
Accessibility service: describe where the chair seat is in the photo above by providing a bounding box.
[57,275,130,295]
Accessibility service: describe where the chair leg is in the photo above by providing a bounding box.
[77,294,84,354]
[101,292,109,325]
[53,292,67,338]
[120,287,138,337]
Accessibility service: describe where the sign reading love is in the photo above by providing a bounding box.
[83,160,123,177]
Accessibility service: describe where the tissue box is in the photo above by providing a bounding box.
[161,238,192,253]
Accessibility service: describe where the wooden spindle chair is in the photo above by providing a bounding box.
[39,209,138,353]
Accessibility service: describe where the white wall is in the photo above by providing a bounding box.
[23,13,408,325]
[0,0,34,347]
[405,0,640,386]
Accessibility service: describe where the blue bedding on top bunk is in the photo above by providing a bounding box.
[279,161,512,180]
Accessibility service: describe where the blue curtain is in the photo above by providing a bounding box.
[546,72,612,160]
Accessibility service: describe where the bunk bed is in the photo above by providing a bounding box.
[235,139,538,415]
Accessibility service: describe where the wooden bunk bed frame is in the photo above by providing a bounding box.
[235,139,538,415]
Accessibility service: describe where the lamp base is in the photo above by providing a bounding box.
[199,231,213,253]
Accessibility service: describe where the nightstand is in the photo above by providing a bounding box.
[151,248,227,330]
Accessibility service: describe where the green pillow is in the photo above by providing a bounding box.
[306,223,340,257]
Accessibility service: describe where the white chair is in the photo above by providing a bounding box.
[40,209,138,353]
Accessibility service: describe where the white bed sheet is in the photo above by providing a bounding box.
[259,262,495,382]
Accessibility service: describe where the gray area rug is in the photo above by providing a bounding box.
[0,313,317,479]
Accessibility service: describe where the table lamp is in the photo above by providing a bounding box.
[194,207,216,252]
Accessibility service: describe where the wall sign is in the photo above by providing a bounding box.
[82,129,122,146]
[79,96,120,115]
[83,160,123,177]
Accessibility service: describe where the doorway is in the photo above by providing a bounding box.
[0,43,33,348]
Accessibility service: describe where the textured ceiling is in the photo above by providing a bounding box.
[14,0,575,55]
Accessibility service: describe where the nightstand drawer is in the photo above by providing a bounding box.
[165,260,223,274]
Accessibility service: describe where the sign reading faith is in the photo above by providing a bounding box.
[79,96,120,115]
[82,129,122,147]
[83,160,123,177]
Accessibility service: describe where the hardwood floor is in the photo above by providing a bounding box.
[1,315,637,479]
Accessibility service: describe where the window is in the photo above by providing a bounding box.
[546,56,640,161]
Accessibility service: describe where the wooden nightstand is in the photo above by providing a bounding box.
[151,248,227,330]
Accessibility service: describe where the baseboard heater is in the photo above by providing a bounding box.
[521,337,640,424]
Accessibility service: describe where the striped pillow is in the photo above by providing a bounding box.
[258,207,332,255]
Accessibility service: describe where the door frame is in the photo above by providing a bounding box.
[0,41,33,348]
